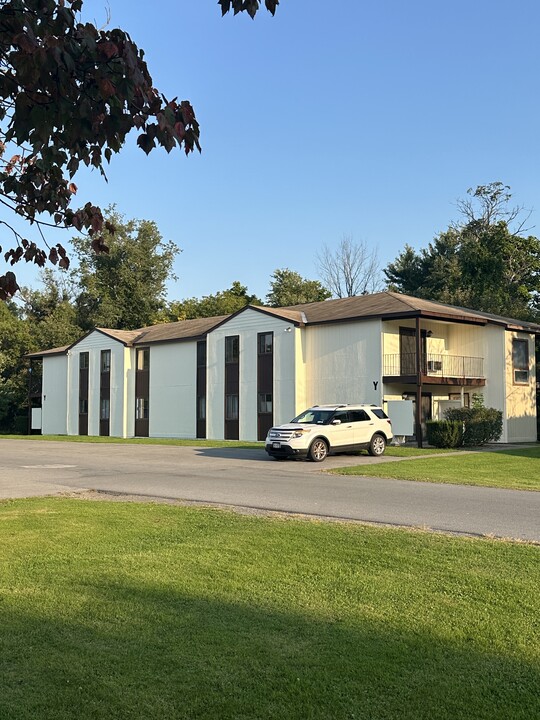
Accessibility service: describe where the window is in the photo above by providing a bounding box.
[349,409,371,422]
[370,408,388,420]
[79,398,88,414]
[225,336,239,364]
[101,350,111,373]
[258,393,272,414]
[449,393,470,408]
[136,398,149,420]
[100,398,110,420]
[79,352,89,370]
[225,394,239,420]
[512,339,529,384]
[258,332,273,355]
[197,341,207,367]
[197,396,206,421]
[137,348,150,371]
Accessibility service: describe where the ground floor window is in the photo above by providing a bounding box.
[100,398,110,420]
[79,398,88,414]
[197,396,206,421]
[225,394,239,420]
[512,339,529,384]
[258,393,273,414]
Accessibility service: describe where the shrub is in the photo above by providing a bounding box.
[444,407,503,446]
[426,420,464,448]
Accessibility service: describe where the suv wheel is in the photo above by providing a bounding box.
[308,438,328,462]
[368,433,386,456]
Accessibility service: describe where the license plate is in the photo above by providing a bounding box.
[272,442,281,449]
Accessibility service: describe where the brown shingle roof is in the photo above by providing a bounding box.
[25,345,70,359]
[279,291,540,332]
[132,315,229,345]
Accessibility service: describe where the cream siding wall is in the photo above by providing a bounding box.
[66,332,126,436]
[42,355,68,434]
[505,331,537,442]
[148,342,197,438]
[124,347,135,438]
[207,309,296,440]
[305,319,383,406]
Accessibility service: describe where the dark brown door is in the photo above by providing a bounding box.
[257,332,273,440]
[135,348,150,437]
[100,350,111,436]
[399,328,416,375]
[224,336,239,440]
[196,341,207,439]
[78,352,89,435]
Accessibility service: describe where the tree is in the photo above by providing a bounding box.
[385,183,540,321]
[317,235,382,298]
[266,268,330,307]
[0,0,279,300]
[163,282,261,321]
[0,299,35,431]
[72,207,179,331]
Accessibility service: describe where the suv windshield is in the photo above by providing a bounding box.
[291,409,336,425]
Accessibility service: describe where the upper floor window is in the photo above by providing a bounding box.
[225,336,239,364]
[79,352,89,370]
[137,348,150,371]
[197,341,207,367]
[101,350,111,373]
[512,339,529,384]
[258,332,273,355]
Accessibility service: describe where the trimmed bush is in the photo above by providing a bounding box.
[426,420,464,448]
[444,407,503,446]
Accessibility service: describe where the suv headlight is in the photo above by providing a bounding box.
[292,429,310,438]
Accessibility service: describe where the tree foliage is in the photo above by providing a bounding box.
[385,183,540,320]
[72,207,179,331]
[266,268,330,307]
[218,0,279,18]
[0,0,201,299]
[317,235,382,298]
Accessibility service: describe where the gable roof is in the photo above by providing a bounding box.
[132,315,229,345]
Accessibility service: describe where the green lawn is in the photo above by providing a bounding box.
[332,446,540,491]
[1,499,538,720]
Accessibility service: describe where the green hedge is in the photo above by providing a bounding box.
[444,407,503,446]
[426,420,464,448]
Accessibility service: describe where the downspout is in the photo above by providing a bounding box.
[415,316,423,448]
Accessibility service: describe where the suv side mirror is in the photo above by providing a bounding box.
[331,419,341,425]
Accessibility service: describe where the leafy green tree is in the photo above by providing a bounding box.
[385,184,540,320]
[0,300,35,431]
[163,282,261,321]
[73,208,179,331]
[266,268,330,307]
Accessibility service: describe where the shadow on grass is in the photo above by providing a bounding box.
[2,580,538,720]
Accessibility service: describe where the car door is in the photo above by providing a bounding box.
[328,410,355,450]
[349,409,374,446]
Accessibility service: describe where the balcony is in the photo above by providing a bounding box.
[383,353,485,386]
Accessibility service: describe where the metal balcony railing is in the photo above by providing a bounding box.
[383,353,484,378]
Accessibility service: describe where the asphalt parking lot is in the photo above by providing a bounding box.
[1,439,539,541]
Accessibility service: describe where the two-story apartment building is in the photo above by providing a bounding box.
[27,292,540,445]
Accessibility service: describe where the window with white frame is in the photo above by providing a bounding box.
[512,339,529,384]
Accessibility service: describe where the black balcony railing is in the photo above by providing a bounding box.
[384,353,484,378]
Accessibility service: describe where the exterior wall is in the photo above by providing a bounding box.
[504,331,537,442]
[304,318,383,406]
[148,342,197,438]
[42,355,68,434]
[67,331,126,436]
[207,309,296,441]
[481,325,507,440]
[124,347,135,438]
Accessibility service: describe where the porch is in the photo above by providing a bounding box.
[383,352,485,387]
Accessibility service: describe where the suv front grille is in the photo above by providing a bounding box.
[268,428,296,442]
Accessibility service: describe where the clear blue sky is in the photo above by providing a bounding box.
[13,0,540,302]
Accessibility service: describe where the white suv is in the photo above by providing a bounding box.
[265,404,393,462]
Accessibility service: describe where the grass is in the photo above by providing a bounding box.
[332,446,540,491]
[1,498,538,720]
[0,433,262,449]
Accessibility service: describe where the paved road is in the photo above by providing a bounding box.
[1,439,539,542]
